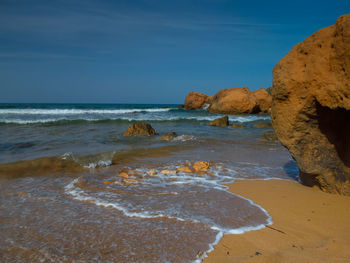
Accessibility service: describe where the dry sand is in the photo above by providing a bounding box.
[204,179,350,263]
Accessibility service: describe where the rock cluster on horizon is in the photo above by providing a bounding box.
[271,14,350,195]
[184,91,213,110]
[184,87,272,114]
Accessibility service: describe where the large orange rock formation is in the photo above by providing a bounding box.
[208,87,258,114]
[252,88,272,112]
[184,91,212,110]
[271,14,350,195]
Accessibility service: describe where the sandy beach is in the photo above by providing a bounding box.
[204,179,350,263]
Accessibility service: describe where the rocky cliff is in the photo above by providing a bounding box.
[271,14,350,195]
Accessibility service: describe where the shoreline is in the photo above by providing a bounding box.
[204,179,350,263]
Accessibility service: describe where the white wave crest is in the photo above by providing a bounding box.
[0,108,171,115]
[0,112,270,124]
[84,160,112,169]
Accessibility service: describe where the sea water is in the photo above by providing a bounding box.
[0,103,298,262]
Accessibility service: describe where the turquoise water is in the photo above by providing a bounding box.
[0,103,298,262]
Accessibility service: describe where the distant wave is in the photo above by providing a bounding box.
[0,115,270,124]
[0,108,172,115]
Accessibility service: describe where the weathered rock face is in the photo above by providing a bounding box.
[271,14,350,195]
[184,91,212,110]
[252,88,272,112]
[208,87,258,114]
[123,122,157,136]
[208,116,229,127]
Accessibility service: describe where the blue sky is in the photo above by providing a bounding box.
[0,0,349,103]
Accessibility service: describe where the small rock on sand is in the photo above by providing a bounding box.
[160,170,177,174]
[177,166,193,173]
[118,172,129,178]
[122,178,137,184]
[148,170,157,175]
[193,161,210,172]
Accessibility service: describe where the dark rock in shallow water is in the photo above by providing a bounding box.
[260,131,278,142]
[161,132,178,141]
[123,122,157,136]
[230,124,244,129]
[271,14,350,195]
[253,122,272,129]
[209,116,229,127]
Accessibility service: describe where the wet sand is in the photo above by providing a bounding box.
[204,179,350,263]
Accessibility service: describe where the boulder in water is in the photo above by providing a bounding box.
[123,122,157,136]
[208,116,229,127]
[161,132,178,141]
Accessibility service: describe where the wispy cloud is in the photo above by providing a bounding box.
[0,0,279,62]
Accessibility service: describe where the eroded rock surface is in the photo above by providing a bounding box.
[252,88,272,113]
[208,87,258,114]
[271,14,350,195]
[184,91,212,110]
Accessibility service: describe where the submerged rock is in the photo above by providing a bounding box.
[193,161,210,172]
[161,132,178,141]
[208,87,258,114]
[208,116,229,127]
[253,122,272,129]
[230,124,244,129]
[123,122,157,136]
[271,14,350,195]
[184,91,212,110]
[260,131,278,142]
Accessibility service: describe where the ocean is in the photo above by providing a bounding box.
[0,103,299,262]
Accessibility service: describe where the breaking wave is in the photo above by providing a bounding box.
[0,115,270,125]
